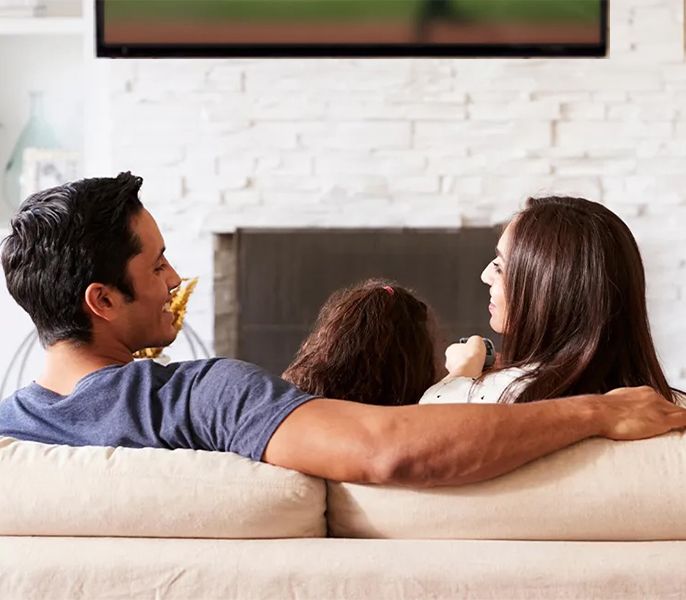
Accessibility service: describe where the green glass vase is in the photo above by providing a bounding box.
[3,91,60,212]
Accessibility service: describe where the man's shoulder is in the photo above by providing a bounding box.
[0,383,37,406]
[128,356,260,373]
[111,357,288,397]
[148,357,277,383]
[0,356,314,455]
[97,357,257,381]
[2,358,275,397]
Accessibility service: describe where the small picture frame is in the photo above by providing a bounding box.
[20,148,80,200]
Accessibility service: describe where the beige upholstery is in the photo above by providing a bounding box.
[4,537,686,600]
[327,432,686,540]
[0,437,326,538]
[4,431,686,542]
[3,434,686,598]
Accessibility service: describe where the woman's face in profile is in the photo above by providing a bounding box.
[480,221,513,334]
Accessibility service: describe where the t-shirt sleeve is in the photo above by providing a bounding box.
[188,359,317,460]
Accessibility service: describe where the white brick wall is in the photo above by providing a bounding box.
[101,0,686,389]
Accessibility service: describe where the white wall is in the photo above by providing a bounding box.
[1,0,685,391]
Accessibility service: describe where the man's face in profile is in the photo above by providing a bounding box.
[115,208,182,352]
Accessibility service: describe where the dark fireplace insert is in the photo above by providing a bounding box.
[214,227,501,377]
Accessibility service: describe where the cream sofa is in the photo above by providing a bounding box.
[2,432,686,599]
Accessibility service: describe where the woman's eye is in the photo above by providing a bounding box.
[492,261,502,274]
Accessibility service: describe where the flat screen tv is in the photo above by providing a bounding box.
[96,0,607,58]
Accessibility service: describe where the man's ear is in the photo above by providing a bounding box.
[83,283,121,322]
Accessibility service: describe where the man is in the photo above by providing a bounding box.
[1,173,685,487]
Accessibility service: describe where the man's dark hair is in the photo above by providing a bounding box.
[1,172,144,347]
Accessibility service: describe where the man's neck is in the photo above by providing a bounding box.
[37,341,133,396]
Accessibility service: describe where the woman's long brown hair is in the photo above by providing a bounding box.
[498,196,681,404]
[283,279,438,406]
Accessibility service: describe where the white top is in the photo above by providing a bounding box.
[419,367,532,405]
[420,369,686,406]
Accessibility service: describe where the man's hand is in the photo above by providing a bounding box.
[597,386,686,440]
[444,336,487,378]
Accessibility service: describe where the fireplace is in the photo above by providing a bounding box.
[214,228,501,377]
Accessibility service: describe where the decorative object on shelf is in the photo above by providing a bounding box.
[3,91,61,211]
[0,0,45,18]
[134,277,201,361]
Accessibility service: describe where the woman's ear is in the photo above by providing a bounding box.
[83,283,120,322]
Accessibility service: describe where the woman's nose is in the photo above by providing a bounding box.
[480,263,492,285]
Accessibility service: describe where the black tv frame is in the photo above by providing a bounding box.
[96,0,608,59]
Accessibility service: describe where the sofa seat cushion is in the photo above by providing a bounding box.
[0,437,326,538]
[4,537,686,599]
[327,432,686,540]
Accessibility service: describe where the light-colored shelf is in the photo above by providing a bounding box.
[0,16,83,36]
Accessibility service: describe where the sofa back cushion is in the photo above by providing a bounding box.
[0,437,326,538]
[327,432,686,540]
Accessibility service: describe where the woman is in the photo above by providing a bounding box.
[283,279,440,406]
[422,196,683,405]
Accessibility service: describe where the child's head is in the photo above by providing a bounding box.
[283,278,439,406]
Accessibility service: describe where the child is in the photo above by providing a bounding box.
[283,279,441,406]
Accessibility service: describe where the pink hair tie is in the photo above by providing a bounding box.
[382,285,394,295]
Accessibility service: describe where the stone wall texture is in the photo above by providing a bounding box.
[107,0,686,388]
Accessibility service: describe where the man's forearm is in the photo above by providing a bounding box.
[265,397,602,486]
[264,389,686,487]
[381,396,602,486]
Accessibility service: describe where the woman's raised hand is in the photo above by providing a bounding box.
[445,336,487,378]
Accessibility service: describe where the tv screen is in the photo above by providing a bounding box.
[96,0,607,58]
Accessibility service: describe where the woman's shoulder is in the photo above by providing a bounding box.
[419,376,475,404]
[419,366,533,405]
[471,366,533,403]
[486,365,533,386]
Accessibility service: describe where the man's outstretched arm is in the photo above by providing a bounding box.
[263,386,686,487]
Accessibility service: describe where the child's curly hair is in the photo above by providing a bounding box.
[283,278,440,406]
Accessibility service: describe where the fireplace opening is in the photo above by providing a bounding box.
[214,228,501,377]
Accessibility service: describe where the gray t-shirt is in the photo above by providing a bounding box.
[0,358,316,461]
